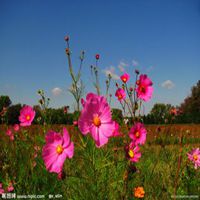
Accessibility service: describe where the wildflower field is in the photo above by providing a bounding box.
[0,36,200,200]
[0,124,200,199]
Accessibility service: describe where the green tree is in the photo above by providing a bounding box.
[180,80,200,123]
[148,103,172,124]
[0,95,12,111]
[112,108,123,125]
[7,104,22,124]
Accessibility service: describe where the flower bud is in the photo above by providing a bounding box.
[95,54,100,60]
[65,48,70,55]
[64,35,69,42]
[135,69,139,74]
[130,87,133,92]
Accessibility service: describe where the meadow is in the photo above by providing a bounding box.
[0,124,200,199]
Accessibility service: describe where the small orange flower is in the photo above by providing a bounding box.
[134,186,145,198]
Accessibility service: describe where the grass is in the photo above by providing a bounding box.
[0,124,200,199]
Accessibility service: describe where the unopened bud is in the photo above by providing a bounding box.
[135,69,139,74]
[95,54,100,60]
[65,48,70,55]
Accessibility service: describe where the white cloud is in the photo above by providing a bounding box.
[52,87,62,96]
[161,80,175,89]
[132,59,139,67]
[118,61,128,72]
[102,66,120,80]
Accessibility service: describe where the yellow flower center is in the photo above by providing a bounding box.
[122,78,127,82]
[26,115,31,121]
[118,94,122,100]
[193,154,198,161]
[93,116,101,127]
[139,86,146,93]
[56,145,64,154]
[135,131,140,138]
[128,149,134,158]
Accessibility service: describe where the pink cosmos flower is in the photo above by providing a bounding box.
[120,73,130,83]
[129,122,147,145]
[112,121,122,137]
[125,142,141,162]
[19,105,35,126]
[187,148,200,169]
[0,183,4,194]
[73,121,78,126]
[136,74,153,102]
[78,93,115,148]
[13,124,20,131]
[7,182,14,192]
[5,129,14,141]
[6,129,12,136]
[115,88,126,101]
[42,128,74,174]
[170,108,177,116]
[10,134,14,141]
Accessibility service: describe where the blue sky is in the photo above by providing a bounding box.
[0,0,200,114]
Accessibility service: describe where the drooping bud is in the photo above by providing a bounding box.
[135,69,139,75]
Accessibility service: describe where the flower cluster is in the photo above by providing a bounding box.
[115,72,153,104]
[114,71,152,163]
[5,124,20,141]
[125,122,147,163]
[0,182,14,194]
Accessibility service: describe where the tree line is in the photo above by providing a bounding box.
[1,80,200,125]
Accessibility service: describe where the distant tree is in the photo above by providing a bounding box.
[7,104,22,124]
[44,108,74,124]
[148,103,173,124]
[33,105,43,124]
[0,95,12,111]
[179,80,200,123]
[112,108,123,125]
